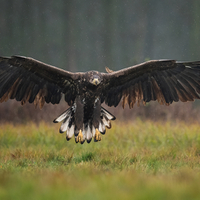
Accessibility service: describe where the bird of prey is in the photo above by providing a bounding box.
[0,56,200,144]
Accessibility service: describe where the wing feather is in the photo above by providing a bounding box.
[181,71,200,93]
[142,76,152,103]
[0,56,81,107]
[102,60,200,107]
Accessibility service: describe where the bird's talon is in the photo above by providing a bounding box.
[78,130,83,143]
[98,135,101,141]
[95,129,101,141]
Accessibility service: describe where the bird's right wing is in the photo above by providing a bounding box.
[0,56,82,108]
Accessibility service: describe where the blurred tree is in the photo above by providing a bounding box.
[2,0,200,121]
[190,0,200,60]
[0,0,200,71]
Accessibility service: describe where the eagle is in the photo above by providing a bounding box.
[0,56,200,144]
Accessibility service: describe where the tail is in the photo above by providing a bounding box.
[53,107,115,144]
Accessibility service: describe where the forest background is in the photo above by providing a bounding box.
[1,0,200,123]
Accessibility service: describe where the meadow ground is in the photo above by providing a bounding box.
[1,120,200,200]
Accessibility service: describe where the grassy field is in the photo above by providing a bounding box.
[1,120,200,200]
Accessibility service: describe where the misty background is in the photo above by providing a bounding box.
[1,0,200,123]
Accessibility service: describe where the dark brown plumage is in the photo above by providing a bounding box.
[0,56,200,144]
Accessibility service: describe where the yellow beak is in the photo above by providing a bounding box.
[92,78,100,86]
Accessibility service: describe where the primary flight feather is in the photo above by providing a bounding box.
[0,56,200,144]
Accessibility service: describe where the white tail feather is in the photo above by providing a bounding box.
[102,116,111,128]
[86,126,93,141]
[101,108,115,120]
[92,126,96,137]
[82,128,86,142]
[53,109,70,123]
[67,125,75,139]
[60,117,70,133]
[99,122,105,133]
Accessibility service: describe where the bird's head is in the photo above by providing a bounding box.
[91,76,100,86]
[87,71,102,86]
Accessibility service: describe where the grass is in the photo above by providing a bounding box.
[1,120,200,199]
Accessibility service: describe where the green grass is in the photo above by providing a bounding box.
[1,120,200,199]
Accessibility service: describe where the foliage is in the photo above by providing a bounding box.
[1,1,200,72]
[1,100,200,124]
[1,121,200,199]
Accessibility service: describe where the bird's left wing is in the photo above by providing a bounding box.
[101,60,200,108]
[0,56,82,108]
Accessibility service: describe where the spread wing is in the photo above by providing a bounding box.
[0,56,82,108]
[102,60,200,108]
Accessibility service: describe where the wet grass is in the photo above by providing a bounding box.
[1,120,200,199]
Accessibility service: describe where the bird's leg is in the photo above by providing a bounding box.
[94,129,101,142]
[76,130,83,143]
